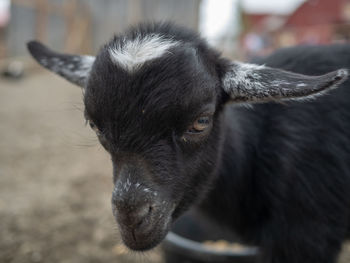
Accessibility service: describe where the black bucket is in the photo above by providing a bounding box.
[161,211,258,263]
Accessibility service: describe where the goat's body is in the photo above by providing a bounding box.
[27,23,350,262]
[201,45,350,262]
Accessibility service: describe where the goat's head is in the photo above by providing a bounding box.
[27,23,348,251]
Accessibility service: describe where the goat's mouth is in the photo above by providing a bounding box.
[120,220,171,250]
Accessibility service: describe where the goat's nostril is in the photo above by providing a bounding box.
[131,204,154,227]
[114,202,155,229]
[137,204,152,218]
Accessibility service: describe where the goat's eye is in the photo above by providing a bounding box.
[88,120,100,135]
[186,115,211,134]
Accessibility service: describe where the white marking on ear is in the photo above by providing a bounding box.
[223,62,267,101]
[109,34,179,72]
[27,41,95,88]
[297,83,307,87]
[39,55,95,87]
[271,80,291,87]
[75,56,95,77]
[40,58,48,66]
[223,62,349,103]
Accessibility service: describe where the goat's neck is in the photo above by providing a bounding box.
[198,105,266,243]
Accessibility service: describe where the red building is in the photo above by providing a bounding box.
[284,0,350,44]
[240,0,350,59]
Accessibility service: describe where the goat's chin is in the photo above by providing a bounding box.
[118,217,172,251]
[121,228,169,251]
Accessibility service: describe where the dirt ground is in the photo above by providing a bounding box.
[1,70,350,263]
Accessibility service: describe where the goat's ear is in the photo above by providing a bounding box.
[222,62,348,103]
[27,41,95,88]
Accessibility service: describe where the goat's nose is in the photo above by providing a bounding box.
[118,203,153,229]
[131,204,152,226]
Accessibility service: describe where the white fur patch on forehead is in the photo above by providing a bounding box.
[109,34,179,72]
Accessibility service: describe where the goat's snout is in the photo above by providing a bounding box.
[117,202,154,229]
[110,162,173,250]
[111,178,174,250]
[111,181,158,230]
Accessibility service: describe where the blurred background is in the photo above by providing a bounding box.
[1,0,350,262]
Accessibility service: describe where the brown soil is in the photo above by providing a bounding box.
[1,71,349,263]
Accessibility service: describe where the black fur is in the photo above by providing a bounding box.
[203,45,350,262]
[27,23,350,262]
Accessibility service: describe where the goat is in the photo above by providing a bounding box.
[27,23,350,263]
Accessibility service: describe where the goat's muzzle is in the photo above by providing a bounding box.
[111,182,174,250]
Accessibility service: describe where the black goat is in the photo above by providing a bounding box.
[27,23,350,263]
